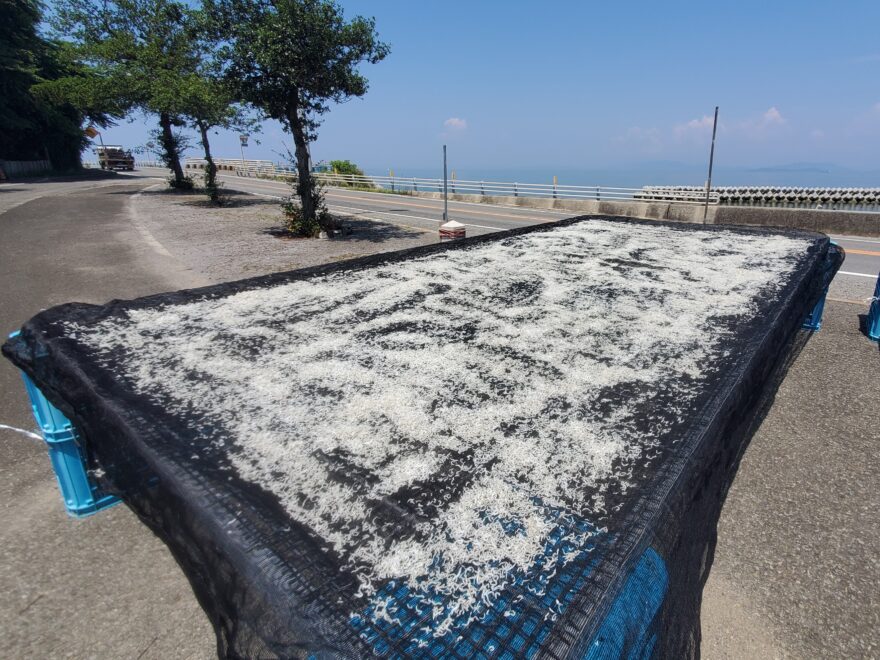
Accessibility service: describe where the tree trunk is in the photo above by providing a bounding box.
[286,103,317,223]
[159,112,185,183]
[197,120,218,201]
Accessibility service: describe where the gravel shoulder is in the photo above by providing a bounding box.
[132,187,436,283]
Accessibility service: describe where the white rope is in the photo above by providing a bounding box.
[0,423,42,441]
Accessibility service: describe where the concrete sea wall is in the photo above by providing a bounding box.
[406,191,879,237]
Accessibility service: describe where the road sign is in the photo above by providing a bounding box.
[239,134,249,147]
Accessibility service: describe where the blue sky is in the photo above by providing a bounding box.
[96,0,880,182]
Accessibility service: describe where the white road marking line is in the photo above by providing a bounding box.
[205,171,565,216]
[130,187,176,258]
[836,271,877,279]
[0,423,42,441]
[199,185,501,232]
[832,236,880,245]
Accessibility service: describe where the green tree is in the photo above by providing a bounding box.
[167,70,259,201]
[53,0,203,186]
[207,0,389,229]
[329,159,364,176]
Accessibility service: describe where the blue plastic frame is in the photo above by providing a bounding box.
[802,292,828,331]
[10,331,120,518]
[802,240,840,332]
[868,273,880,342]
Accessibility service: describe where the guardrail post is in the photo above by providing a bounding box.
[412,177,417,192]
[553,175,558,200]
[480,181,485,196]
[596,186,600,201]
[514,182,518,197]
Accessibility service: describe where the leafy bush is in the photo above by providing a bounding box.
[282,196,322,237]
[329,160,363,176]
[203,171,225,204]
[327,159,375,189]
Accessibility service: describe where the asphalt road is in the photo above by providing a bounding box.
[133,166,880,290]
[0,176,214,658]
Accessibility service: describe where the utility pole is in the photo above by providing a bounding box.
[703,106,719,223]
[443,145,448,224]
[438,145,465,241]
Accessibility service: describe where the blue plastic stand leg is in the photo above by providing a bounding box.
[868,273,880,342]
[802,289,828,331]
[9,331,120,517]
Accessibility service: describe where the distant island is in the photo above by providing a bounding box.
[747,163,832,174]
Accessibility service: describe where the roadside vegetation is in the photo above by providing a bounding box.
[0,0,123,172]
[326,159,377,191]
[205,0,388,233]
[6,0,388,225]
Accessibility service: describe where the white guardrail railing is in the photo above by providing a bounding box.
[87,157,880,210]
[182,158,719,205]
[83,159,165,168]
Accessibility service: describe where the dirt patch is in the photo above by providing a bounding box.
[130,187,435,283]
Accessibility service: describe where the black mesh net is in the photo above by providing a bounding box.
[3,216,842,659]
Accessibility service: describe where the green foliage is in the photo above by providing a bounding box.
[0,0,119,169]
[329,159,364,176]
[53,0,204,182]
[281,197,322,237]
[326,159,374,189]
[203,173,223,203]
[167,174,195,191]
[207,0,388,228]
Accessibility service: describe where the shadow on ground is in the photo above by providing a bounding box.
[263,215,427,244]
[2,170,122,185]
[119,187,278,209]
[857,313,880,348]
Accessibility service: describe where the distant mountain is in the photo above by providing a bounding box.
[746,163,835,174]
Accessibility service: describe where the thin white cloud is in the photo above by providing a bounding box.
[736,106,787,139]
[443,117,467,131]
[852,53,880,63]
[673,115,715,138]
[761,106,785,126]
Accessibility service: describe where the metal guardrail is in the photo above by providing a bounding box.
[106,158,880,212]
[184,159,719,205]
[83,160,164,169]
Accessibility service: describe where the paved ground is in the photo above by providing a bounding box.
[701,300,879,659]
[0,172,877,658]
[0,177,214,659]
